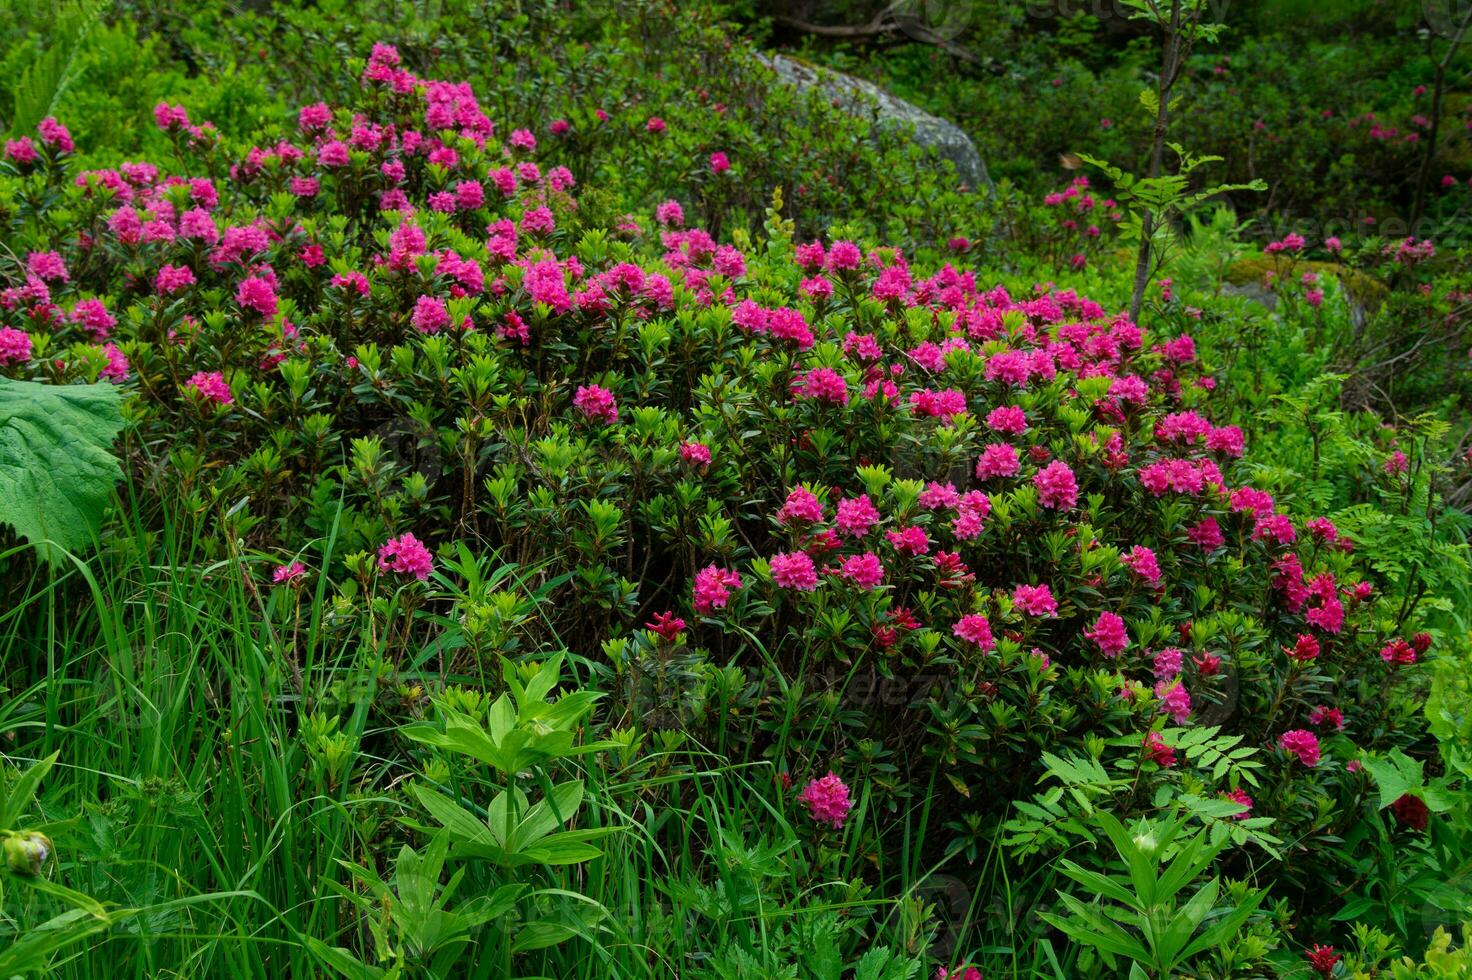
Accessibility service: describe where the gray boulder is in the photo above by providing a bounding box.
[759,53,991,193]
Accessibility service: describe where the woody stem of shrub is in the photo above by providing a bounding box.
[1130,0,1205,325]
[1411,4,1472,227]
[1259,661,1300,738]
[1132,2,1177,323]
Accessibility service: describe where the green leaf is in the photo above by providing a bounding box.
[853,947,921,980]
[1179,888,1267,961]
[512,781,584,850]
[1362,750,1424,810]
[519,830,610,866]
[511,921,580,953]
[0,751,58,829]
[0,907,123,976]
[303,937,388,979]
[411,786,500,846]
[0,379,125,564]
[1056,860,1136,906]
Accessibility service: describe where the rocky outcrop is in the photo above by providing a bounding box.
[760,53,991,193]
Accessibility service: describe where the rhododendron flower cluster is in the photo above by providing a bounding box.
[839,552,885,589]
[1012,583,1057,617]
[693,566,742,614]
[1033,460,1078,509]
[0,328,32,365]
[378,533,434,580]
[273,562,307,584]
[0,48,1435,902]
[1279,729,1321,767]
[798,772,853,829]
[953,614,995,651]
[573,384,619,424]
[1085,612,1129,657]
[770,551,819,591]
[186,371,233,405]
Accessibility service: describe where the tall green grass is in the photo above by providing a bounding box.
[0,485,1042,977]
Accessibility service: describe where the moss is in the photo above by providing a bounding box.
[1226,255,1387,309]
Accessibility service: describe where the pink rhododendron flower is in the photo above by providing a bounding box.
[38,117,73,153]
[71,298,116,339]
[1085,611,1129,657]
[886,526,930,556]
[1306,517,1340,542]
[1310,705,1345,731]
[1155,679,1192,723]
[155,264,196,294]
[976,442,1021,479]
[693,565,742,614]
[646,611,685,640]
[800,275,833,300]
[799,367,849,404]
[297,102,332,130]
[1187,517,1224,551]
[1380,638,1417,666]
[1034,460,1079,510]
[935,968,982,980]
[26,251,68,282]
[952,614,995,651]
[827,240,862,270]
[838,552,884,589]
[910,388,968,418]
[1122,545,1161,587]
[798,772,852,828]
[378,532,434,580]
[778,487,824,524]
[412,294,451,334]
[5,136,37,164]
[835,495,880,538]
[1288,633,1320,662]
[1012,583,1057,616]
[186,370,232,405]
[236,277,279,318]
[1223,788,1253,818]
[573,384,619,424]
[0,328,33,365]
[1279,729,1321,766]
[1153,647,1183,680]
[100,343,129,381]
[770,551,819,591]
[1144,731,1176,767]
[1306,945,1341,978]
[985,404,1028,434]
[273,562,307,584]
[679,441,711,469]
[317,140,350,167]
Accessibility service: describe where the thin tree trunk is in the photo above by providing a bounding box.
[1129,0,1184,324]
[1411,5,1472,226]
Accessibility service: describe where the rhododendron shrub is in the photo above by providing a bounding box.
[0,50,1440,889]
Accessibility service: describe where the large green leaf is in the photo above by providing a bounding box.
[0,378,125,563]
